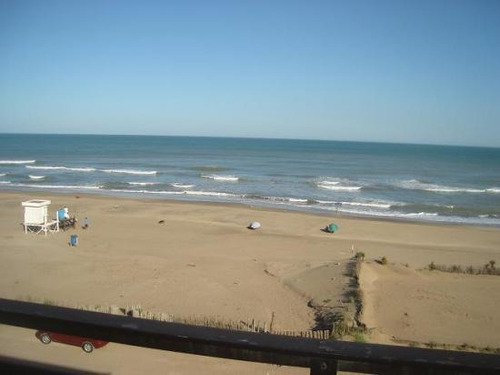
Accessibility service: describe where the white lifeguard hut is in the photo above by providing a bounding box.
[22,199,59,235]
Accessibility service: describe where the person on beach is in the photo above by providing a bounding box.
[82,217,90,229]
[63,206,70,219]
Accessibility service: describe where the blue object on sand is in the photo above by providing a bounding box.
[326,223,339,233]
[70,235,78,246]
[58,209,66,220]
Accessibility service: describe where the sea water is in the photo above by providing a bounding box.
[1,134,499,226]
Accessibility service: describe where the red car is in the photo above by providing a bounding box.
[36,330,108,353]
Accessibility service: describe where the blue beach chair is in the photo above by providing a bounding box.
[57,208,76,231]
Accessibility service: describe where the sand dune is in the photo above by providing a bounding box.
[361,263,500,348]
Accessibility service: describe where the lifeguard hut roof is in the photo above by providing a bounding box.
[22,199,51,207]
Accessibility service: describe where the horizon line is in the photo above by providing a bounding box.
[0,131,498,150]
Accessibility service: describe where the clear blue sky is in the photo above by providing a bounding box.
[1,0,499,147]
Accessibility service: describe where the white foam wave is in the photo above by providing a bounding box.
[171,183,195,188]
[0,160,35,164]
[184,190,237,197]
[9,183,101,190]
[26,166,96,172]
[398,179,491,194]
[29,175,45,180]
[427,187,484,193]
[0,173,6,177]
[317,184,362,192]
[108,188,179,195]
[289,198,308,203]
[128,182,157,186]
[202,174,239,182]
[342,201,391,209]
[315,200,392,209]
[27,166,64,170]
[70,167,95,172]
[328,206,442,220]
[405,212,439,217]
[246,195,310,205]
[107,188,237,198]
[0,181,11,184]
[102,169,157,175]
[317,180,340,186]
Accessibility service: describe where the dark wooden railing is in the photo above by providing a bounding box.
[0,298,499,374]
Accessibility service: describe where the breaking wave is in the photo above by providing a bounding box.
[201,174,239,182]
[0,160,35,164]
[5,183,102,190]
[316,200,392,209]
[289,198,308,203]
[317,184,362,192]
[315,178,362,192]
[107,188,237,198]
[26,166,96,172]
[397,179,498,194]
[404,212,439,217]
[317,180,340,186]
[171,183,195,188]
[102,169,157,175]
[128,182,158,186]
[26,165,161,176]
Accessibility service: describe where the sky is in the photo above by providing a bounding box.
[0,0,499,147]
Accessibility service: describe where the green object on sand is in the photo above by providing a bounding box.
[326,223,338,233]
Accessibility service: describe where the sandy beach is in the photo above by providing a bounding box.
[1,190,499,373]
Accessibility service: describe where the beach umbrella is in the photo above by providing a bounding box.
[248,221,261,230]
[326,223,338,233]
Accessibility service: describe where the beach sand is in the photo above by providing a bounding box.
[360,263,500,348]
[0,191,499,373]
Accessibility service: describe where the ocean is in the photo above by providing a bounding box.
[1,134,499,226]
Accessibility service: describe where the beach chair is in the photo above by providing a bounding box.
[22,200,59,236]
[57,208,77,231]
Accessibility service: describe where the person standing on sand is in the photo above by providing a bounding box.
[82,217,90,229]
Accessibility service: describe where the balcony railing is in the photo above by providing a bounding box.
[0,298,499,374]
